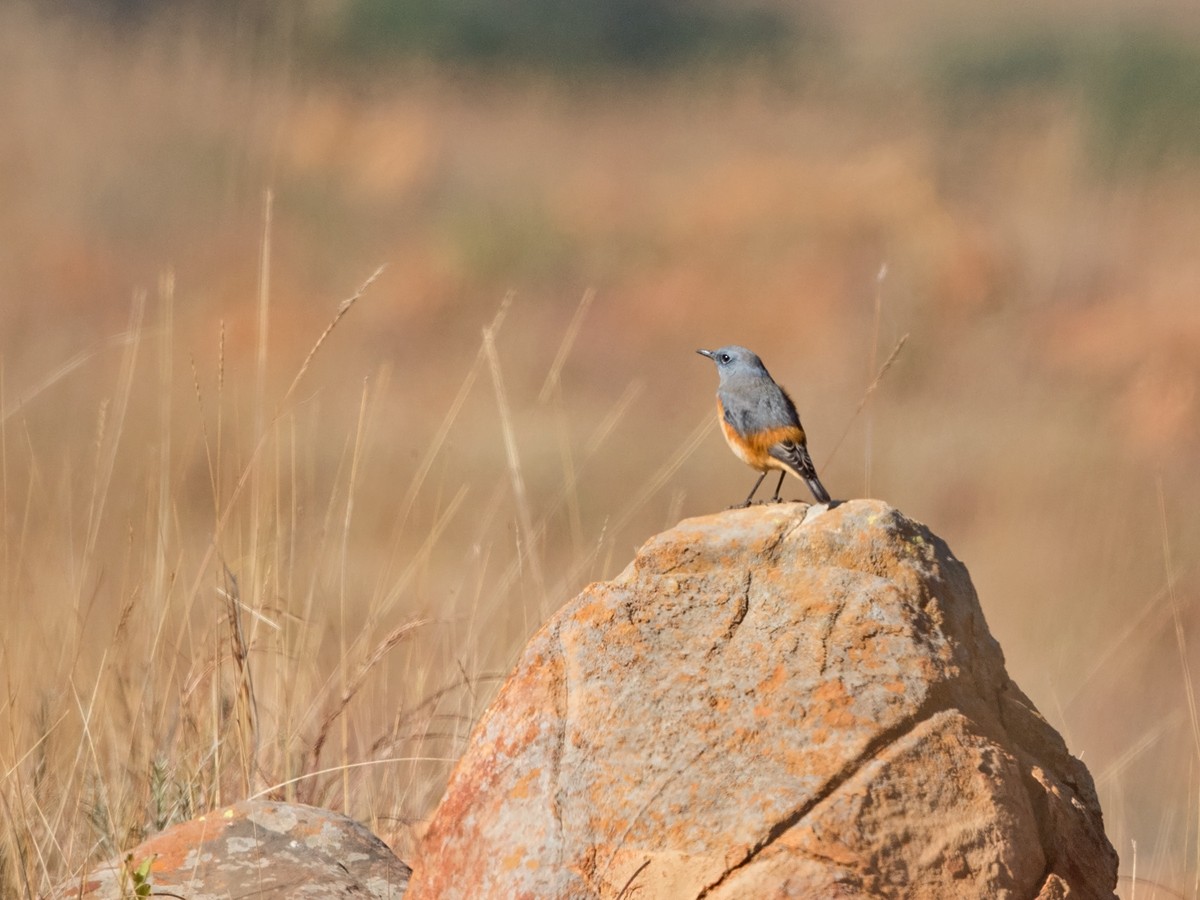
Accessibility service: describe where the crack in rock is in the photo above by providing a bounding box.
[694,694,949,899]
[817,596,848,675]
[708,571,752,658]
[761,515,807,565]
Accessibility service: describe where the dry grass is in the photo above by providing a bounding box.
[0,270,657,894]
[2,4,1200,897]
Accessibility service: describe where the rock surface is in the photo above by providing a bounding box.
[52,800,411,899]
[406,499,1118,899]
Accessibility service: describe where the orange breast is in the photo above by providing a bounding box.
[719,416,769,468]
[717,399,807,472]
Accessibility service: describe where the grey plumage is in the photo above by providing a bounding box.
[712,349,795,434]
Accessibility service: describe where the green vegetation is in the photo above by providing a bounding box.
[55,0,809,73]
[1085,32,1200,166]
[121,853,155,898]
[320,0,799,72]
[930,28,1200,168]
[931,31,1073,97]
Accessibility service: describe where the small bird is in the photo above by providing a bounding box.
[697,345,832,507]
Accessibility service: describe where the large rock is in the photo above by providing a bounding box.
[53,800,410,899]
[407,500,1118,899]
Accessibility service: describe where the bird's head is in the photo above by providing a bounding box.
[696,345,769,382]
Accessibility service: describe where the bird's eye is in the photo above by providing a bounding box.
[720,353,731,363]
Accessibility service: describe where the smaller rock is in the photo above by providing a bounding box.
[50,800,411,899]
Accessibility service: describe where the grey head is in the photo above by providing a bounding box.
[696,345,773,385]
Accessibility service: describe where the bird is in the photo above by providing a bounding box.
[697,345,832,507]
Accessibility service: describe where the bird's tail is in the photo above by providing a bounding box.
[771,439,833,504]
[805,473,832,505]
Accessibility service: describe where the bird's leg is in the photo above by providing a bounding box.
[734,471,768,509]
[770,470,786,503]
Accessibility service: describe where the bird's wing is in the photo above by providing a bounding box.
[769,438,818,479]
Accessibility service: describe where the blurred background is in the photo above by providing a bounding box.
[1,0,1198,895]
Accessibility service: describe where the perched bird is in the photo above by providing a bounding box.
[697,345,832,507]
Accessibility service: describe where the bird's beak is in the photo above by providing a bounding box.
[696,349,714,359]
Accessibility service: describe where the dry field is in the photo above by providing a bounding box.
[1,2,1199,895]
